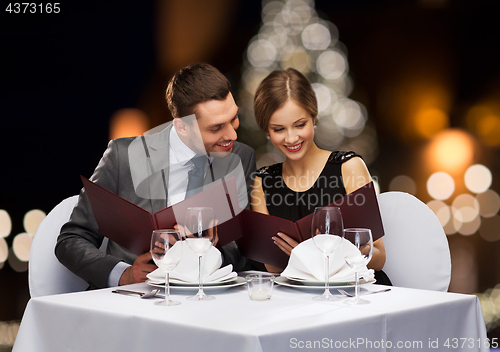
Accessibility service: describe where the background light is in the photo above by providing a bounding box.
[302,23,331,50]
[23,209,46,236]
[7,247,28,272]
[389,175,417,195]
[479,215,500,242]
[427,200,451,227]
[247,39,277,68]
[452,194,480,223]
[464,164,492,194]
[0,210,12,238]
[413,107,449,138]
[316,50,346,80]
[0,238,8,264]
[476,190,500,218]
[12,233,32,262]
[109,108,149,140]
[427,171,455,200]
[427,129,475,173]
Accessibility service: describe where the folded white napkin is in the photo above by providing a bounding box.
[281,238,375,283]
[147,242,237,284]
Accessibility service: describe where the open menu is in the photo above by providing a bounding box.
[82,176,384,269]
[81,176,242,255]
[235,182,384,268]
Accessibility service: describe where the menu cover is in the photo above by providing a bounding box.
[235,182,384,269]
[83,176,384,270]
[81,176,242,255]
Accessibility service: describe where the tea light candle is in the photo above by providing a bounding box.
[251,288,269,300]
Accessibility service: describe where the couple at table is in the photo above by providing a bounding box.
[55,63,389,289]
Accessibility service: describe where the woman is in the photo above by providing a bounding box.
[251,68,390,284]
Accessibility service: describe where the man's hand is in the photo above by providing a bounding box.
[119,252,157,286]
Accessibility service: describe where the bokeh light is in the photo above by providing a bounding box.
[109,108,149,140]
[479,215,500,242]
[247,39,278,68]
[316,50,346,80]
[389,175,417,195]
[239,0,378,163]
[312,83,335,114]
[427,200,451,227]
[426,129,475,173]
[477,114,500,147]
[302,23,331,50]
[464,164,492,194]
[476,190,500,218]
[443,216,459,235]
[0,237,8,264]
[7,247,28,272]
[280,47,310,73]
[0,210,12,238]
[466,104,500,146]
[452,194,480,223]
[23,209,46,236]
[427,171,455,200]
[455,211,481,236]
[476,283,500,330]
[331,99,367,137]
[12,233,32,262]
[414,107,449,139]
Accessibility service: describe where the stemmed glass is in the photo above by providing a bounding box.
[183,207,217,301]
[150,229,184,306]
[342,228,373,305]
[311,206,344,301]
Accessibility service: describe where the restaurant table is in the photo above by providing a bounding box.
[13,280,488,352]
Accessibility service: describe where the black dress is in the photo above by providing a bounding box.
[256,151,392,286]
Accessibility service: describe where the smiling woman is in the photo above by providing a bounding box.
[250,68,389,283]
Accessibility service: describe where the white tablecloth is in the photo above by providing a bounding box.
[13,281,488,352]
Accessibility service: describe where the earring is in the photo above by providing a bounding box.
[266,134,271,139]
[313,125,317,130]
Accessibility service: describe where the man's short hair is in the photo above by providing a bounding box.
[165,63,231,119]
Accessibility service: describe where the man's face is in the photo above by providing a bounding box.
[189,93,240,155]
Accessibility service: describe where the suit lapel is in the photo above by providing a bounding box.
[143,123,173,213]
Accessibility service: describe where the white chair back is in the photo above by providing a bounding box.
[29,195,89,298]
[378,191,451,291]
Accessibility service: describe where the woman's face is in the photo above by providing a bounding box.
[267,100,315,162]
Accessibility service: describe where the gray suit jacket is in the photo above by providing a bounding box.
[55,123,256,289]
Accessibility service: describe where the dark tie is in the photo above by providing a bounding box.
[185,155,207,199]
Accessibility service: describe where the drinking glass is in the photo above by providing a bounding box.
[311,206,344,301]
[183,207,216,301]
[343,228,373,305]
[150,229,184,306]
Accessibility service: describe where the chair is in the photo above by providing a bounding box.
[28,195,89,298]
[377,191,451,291]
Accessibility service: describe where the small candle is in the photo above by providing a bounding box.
[251,288,270,300]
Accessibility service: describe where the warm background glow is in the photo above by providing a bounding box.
[425,129,475,175]
[109,109,149,140]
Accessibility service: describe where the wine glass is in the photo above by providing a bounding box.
[150,229,184,306]
[311,206,344,301]
[342,228,373,305]
[183,207,216,301]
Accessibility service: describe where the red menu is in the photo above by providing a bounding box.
[81,176,242,254]
[83,176,384,269]
[235,182,384,269]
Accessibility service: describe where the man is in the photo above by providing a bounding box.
[55,63,256,289]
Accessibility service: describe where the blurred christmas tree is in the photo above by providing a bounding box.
[238,0,378,168]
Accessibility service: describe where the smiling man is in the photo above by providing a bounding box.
[55,63,256,289]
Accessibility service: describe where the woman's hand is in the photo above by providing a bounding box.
[273,232,299,256]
